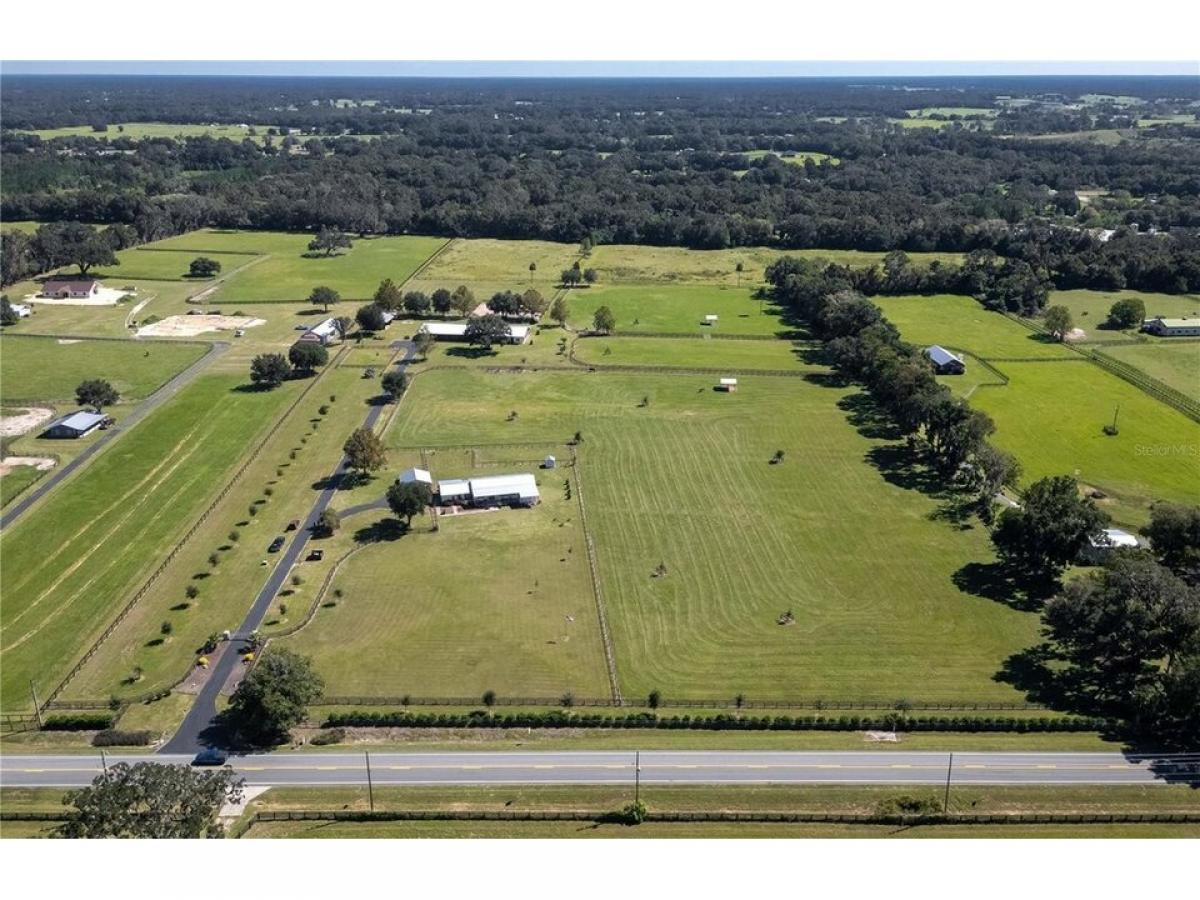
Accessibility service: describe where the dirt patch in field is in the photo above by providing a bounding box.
[0,407,55,437]
[0,456,57,475]
[136,314,265,337]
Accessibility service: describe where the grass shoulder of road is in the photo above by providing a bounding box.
[59,363,370,702]
[0,372,299,710]
[241,819,1200,838]
[0,334,208,402]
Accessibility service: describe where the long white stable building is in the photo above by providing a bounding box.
[437,473,540,508]
[419,321,531,344]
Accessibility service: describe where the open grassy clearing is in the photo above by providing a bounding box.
[741,149,840,166]
[18,122,276,142]
[388,369,1037,703]
[0,220,50,233]
[907,107,998,118]
[1099,342,1200,400]
[62,364,369,701]
[564,283,793,336]
[1047,289,1200,342]
[201,233,446,302]
[143,229,316,256]
[0,373,297,710]
[588,245,964,286]
[573,335,806,370]
[971,361,1200,525]
[78,247,241,282]
[280,448,611,698]
[873,294,1075,359]
[0,335,207,401]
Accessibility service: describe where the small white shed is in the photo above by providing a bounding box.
[543,455,557,469]
[704,314,719,324]
[718,377,738,393]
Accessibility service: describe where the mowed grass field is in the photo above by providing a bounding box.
[741,149,840,166]
[81,248,243,282]
[1098,342,1200,399]
[970,362,1200,524]
[0,335,207,401]
[0,373,296,710]
[873,295,1074,359]
[387,369,1037,703]
[588,246,964,286]
[165,232,449,302]
[281,450,612,698]
[1047,289,1200,342]
[564,284,794,336]
[410,238,580,291]
[572,336,807,370]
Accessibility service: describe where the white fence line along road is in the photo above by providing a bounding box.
[3,751,1199,788]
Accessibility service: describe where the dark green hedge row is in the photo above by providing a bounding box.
[92,729,154,747]
[41,714,115,731]
[324,710,1113,733]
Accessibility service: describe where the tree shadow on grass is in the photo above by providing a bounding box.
[447,346,498,359]
[864,444,952,497]
[839,393,903,441]
[952,561,1058,613]
[353,517,409,545]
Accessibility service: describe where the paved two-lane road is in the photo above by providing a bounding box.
[4,751,1199,788]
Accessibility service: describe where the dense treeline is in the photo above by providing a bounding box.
[3,77,1200,283]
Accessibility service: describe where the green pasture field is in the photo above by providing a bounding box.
[0,335,207,401]
[141,229,312,257]
[208,234,446,303]
[572,335,806,371]
[1136,114,1198,127]
[19,122,275,142]
[889,117,955,129]
[587,245,964,286]
[0,220,48,233]
[0,373,296,711]
[741,149,840,166]
[1098,342,1200,400]
[0,465,44,508]
[81,248,239,282]
[60,364,369,701]
[564,284,793,336]
[971,361,1200,524]
[1047,289,1200,342]
[387,369,1037,703]
[409,237,581,291]
[907,107,998,118]
[872,295,1075,359]
[280,447,611,698]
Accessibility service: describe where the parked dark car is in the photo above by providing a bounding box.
[306,548,324,562]
[191,748,228,766]
[268,536,285,552]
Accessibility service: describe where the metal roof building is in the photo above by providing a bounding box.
[437,479,472,501]
[924,345,966,374]
[419,322,530,344]
[397,467,433,485]
[43,410,106,439]
[436,473,540,508]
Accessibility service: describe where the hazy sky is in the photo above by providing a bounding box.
[3,61,1196,78]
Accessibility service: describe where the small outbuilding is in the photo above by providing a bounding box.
[717,377,738,392]
[299,318,342,346]
[397,467,433,486]
[1080,528,1142,564]
[704,314,719,325]
[543,455,557,469]
[925,345,966,375]
[9,303,32,318]
[43,410,106,439]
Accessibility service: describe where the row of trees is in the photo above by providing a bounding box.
[766,257,1018,511]
[249,344,330,387]
[1,222,130,285]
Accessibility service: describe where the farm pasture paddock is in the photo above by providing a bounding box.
[384,369,1038,703]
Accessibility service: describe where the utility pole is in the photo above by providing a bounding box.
[100,749,109,780]
[29,681,43,729]
[943,752,954,815]
[634,751,641,806]
[365,750,375,812]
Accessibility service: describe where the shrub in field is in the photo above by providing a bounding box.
[186,584,200,600]
[43,714,115,731]
[310,727,346,746]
